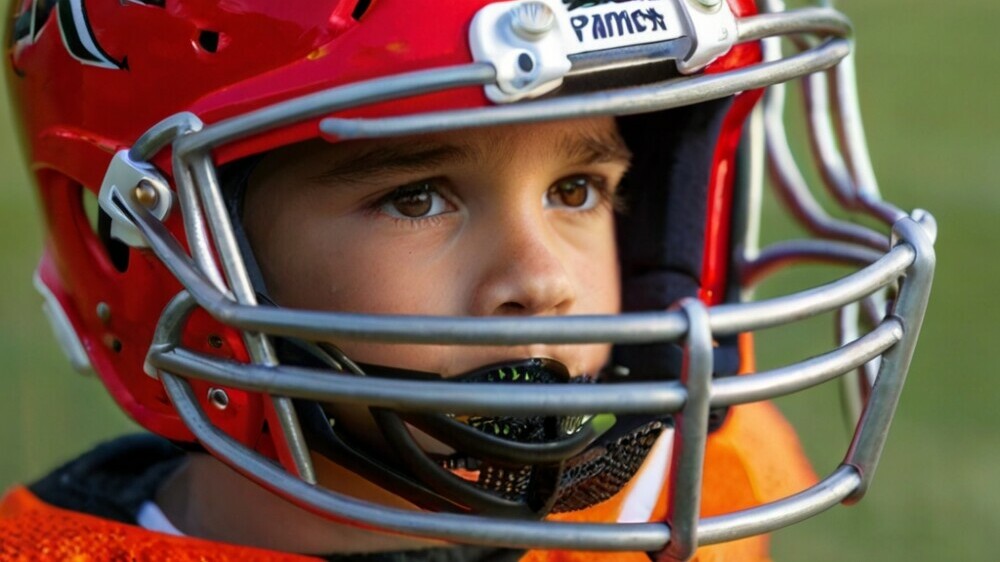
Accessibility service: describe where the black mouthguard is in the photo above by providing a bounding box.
[292,352,669,517]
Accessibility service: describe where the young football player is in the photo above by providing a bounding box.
[0,0,935,561]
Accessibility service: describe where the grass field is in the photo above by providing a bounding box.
[1,1,996,559]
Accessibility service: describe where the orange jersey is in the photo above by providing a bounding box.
[0,484,320,562]
[0,400,813,562]
[527,400,816,562]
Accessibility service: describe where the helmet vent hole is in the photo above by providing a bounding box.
[198,30,220,53]
[103,335,123,353]
[352,0,374,21]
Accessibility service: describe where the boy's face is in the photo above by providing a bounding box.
[243,117,629,379]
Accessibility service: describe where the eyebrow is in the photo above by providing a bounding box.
[558,127,633,167]
[308,142,475,184]
[310,126,633,185]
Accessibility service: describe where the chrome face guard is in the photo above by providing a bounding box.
[100,5,936,557]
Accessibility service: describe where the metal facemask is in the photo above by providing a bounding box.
[89,0,935,558]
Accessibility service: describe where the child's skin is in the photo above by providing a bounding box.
[243,116,630,380]
[156,116,634,554]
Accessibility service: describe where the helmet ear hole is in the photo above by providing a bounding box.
[81,186,130,273]
[81,186,101,236]
[96,209,131,273]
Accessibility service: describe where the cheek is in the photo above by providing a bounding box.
[566,217,621,315]
[271,217,462,316]
[592,240,621,313]
[553,216,620,375]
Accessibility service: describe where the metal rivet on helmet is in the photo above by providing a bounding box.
[133,180,160,208]
[510,1,556,40]
[207,388,230,410]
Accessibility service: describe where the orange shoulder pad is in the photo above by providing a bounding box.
[0,486,321,562]
[525,400,816,562]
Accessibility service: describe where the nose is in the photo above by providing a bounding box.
[469,214,576,317]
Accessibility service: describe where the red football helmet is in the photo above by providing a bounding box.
[6,0,935,556]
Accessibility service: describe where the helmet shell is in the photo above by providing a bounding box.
[7,0,760,452]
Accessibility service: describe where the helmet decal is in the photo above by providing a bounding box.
[56,0,124,69]
[11,0,56,45]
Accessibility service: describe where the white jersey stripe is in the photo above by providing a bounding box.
[617,427,674,523]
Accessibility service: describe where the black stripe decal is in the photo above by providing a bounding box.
[57,0,123,69]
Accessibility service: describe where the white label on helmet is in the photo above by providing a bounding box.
[470,0,737,103]
[558,0,686,53]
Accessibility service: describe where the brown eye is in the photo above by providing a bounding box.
[393,188,432,217]
[546,176,602,210]
[381,181,453,219]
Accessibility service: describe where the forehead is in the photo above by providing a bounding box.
[256,116,629,182]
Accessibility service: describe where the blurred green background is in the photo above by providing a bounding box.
[0,1,996,560]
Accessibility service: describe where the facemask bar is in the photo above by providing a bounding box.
[124,193,926,552]
[751,0,938,433]
[129,112,318,483]
[98,3,937,555]
[837,296,882,428]
[318,8,851,140]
